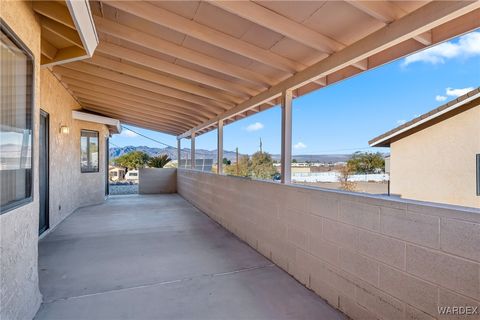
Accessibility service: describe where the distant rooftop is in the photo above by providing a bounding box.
[369,87,480,147]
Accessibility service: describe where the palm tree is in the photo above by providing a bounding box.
[148,154,172,168]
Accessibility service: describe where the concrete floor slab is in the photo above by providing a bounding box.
[35,194,346,320]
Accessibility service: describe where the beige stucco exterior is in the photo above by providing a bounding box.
[390,104,480,208]
[0,2,109,319]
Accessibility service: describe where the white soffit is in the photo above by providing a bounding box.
[72,110,121,134]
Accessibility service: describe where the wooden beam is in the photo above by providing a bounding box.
[42,17,83,48]
[211,1,343,54]
[94,16,273,87]
[105,1,303,73]
[96,42,257,97]
[41,46,86,66]
[71,92,197,129]
[87,54,240,105]
[60,77,209,122]
[33,1,76,29]
[179,0,480,138]
[81,103,188,134]
[280,90,292,184]
[69,86,202,126]
[191,131,195,169]
[209,1,369,71]
[217,119,223,174]
[345,0,434,46]
[56,62,227,113]
[41,38,57,60]
[53,67,216,118]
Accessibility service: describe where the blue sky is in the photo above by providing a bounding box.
[112,30,480,155]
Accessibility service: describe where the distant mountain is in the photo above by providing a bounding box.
[109,145,239,162]
[109,146,385,164]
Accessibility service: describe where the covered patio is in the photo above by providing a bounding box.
[1,1,480,319]
[35,194,344,319]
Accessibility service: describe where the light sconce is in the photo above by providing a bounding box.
[59,125,70,134]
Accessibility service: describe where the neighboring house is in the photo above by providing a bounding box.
[370,88,480,208]
[125,169,139,182]
[109,166,126,182]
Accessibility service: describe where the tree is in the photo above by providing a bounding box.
[224,155,250,177]
[114,151,150,170]
[222,157,231,165]
[347,152,385,174]
[148,154,171,168]
[292,158,298,163]
[338,163,357,191]
[250,151,276,180]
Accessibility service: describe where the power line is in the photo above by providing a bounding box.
[120,125,212,157]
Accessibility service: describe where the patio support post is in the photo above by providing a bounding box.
[217,119,223,174]
[191,131,196,170]
[281,89,292,184]
[177,138,181,169]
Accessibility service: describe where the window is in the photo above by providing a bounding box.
[0,22,34,214]
[81,130,99,173]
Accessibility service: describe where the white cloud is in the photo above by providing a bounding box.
[121,130,138,137]
[435,95,447,102]
[396,119,406,125]
[245,122,264,132]
[403,31,480,66]
[446,87,474,97]
[293,142,307,150]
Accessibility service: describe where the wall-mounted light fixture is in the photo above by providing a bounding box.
[59,125,70,134]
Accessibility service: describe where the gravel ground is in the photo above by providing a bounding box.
[109,184,138,195]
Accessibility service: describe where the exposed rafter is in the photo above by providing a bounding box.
[179,0,480,138]
[105,1,303,73]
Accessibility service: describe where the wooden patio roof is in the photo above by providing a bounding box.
[51,1,480,137]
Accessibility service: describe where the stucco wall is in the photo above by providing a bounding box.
[0,2,42,319]
[0,2,108,319]
[390,105,480,208]
[178,169,480,320]
[40,69,109,229]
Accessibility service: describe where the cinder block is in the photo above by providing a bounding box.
[355,280,405,320]
[287,225,307,250]
[379,264,438,316]
[338,295,379,320]
[323,219,358,251]
[305,214,323,237]
[406,245,479,300]
[381,207,440,249]
[357,229,406,269]
[440,218,480,262]
[310,276,339,308]
[339,247,379,286]
[308,233,339,266]
[339,200,380,231]
[309,195,339,220]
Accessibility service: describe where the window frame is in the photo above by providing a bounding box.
[0,20,35,214]
[80,129,100,173]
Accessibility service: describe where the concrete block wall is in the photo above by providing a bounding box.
[139,168,177,194]
[177,169,480,320]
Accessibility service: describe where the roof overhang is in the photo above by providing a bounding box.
[50,1,480,137]
[34,0,98,67]
[72,110,121,134]
[369,89,480,147]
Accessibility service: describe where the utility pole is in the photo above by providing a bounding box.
[259,138,263,153]
[236,147,239,176]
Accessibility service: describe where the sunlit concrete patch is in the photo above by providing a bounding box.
[35,194,345,319]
